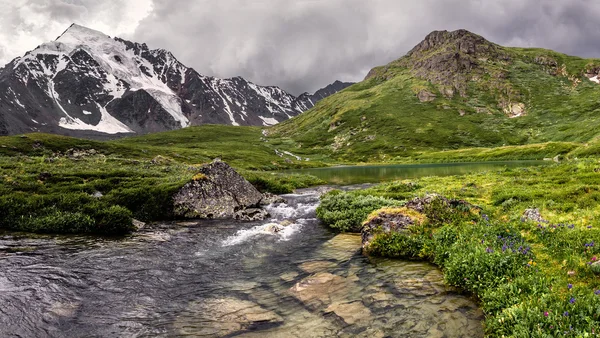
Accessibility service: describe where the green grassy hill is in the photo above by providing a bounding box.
[270,29,600,162]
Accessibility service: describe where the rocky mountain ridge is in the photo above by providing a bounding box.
[0,24,352,138]
[272,29,600,161]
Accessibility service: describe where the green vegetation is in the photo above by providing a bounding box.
[316,160,600,336]
[0,125,325,235]
[316,191,400,232]
[270,31,600,163]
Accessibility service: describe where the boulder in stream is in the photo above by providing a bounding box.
[173,159,265,219]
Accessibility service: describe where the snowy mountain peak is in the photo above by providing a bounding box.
[0,24,352,138]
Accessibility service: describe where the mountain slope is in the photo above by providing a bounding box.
[0,24,350,138]
[271,29,600,162]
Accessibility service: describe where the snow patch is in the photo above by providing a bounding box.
[83,110,92,115]
[259,116,279,126]
[283,151,302,161]
[59,103,133,134]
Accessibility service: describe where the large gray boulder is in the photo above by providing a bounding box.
[173,160,264,219]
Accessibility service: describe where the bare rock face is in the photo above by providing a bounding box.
[504,102,526,118]
[417,89,437,102]
[173,159,264,219]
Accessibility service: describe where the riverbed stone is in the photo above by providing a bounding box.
[325,301,372,325]
[234,208,270,221]
[299,260,338,273]
[173,159,265,219]
[315,233,362,262]
[174,297,283,336]
[289,272,346,308]
[260,193,286,205]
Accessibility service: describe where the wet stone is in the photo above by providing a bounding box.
[174,297,283,337]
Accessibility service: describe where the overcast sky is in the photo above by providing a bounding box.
[1,0,600,95]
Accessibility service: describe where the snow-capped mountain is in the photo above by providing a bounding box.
[0,24,352,137]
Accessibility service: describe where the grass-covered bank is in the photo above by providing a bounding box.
[0,155,323,236]
[316,160,600,336]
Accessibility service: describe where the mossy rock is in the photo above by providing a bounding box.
[361,207,426,254]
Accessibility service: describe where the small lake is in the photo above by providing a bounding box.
[287,160,548,185]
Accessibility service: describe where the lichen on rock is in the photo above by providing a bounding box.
[361,207,425,253]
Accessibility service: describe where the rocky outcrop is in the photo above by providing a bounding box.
[417,89,437,102]
[521,208,548,223]
[361,195,480,252]
[173,160,264,219]
[361,207,425,252]
[404,193,476,213]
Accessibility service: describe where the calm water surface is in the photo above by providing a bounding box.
[288,160,548,185]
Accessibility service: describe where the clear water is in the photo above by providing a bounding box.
[287,160,548,185]
[0,189,484,337]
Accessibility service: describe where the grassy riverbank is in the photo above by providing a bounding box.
[316,160,600,336]
[0,126,326,235]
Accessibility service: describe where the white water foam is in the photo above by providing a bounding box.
[265,202,318,220]
[221,222,303,247]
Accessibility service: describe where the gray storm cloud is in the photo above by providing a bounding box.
[1,0,600,94]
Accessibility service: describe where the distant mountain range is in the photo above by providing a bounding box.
[0,24,353,138]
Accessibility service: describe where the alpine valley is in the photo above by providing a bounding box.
[6,25,600,338]
[0,24,352,138]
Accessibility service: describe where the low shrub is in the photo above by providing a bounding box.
[367,231,424,258]
[316,191,399,232]
[18,210,94,234]
[92,205,134,235]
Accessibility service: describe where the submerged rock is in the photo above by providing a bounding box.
[260,193,286,205]
[262,223,285,234]
[174,297,283,336]
[173,159,264,219]
[234,208,270,221]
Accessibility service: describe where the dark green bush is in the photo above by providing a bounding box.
[18,210,94,234]
[105,184,181,221]
[92,205,134,235]
[316,191,399,232]
[367,231,424,258]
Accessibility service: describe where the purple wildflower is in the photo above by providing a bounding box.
[570,297,576,304]
[568,284,573,290]
[595,290,600,295]
[486,247,494,253]
[564,311,569,317]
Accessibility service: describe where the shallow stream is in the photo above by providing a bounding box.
[0,189,484,337]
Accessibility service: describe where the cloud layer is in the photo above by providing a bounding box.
[0,0,152,65]
[2,0,600,94]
